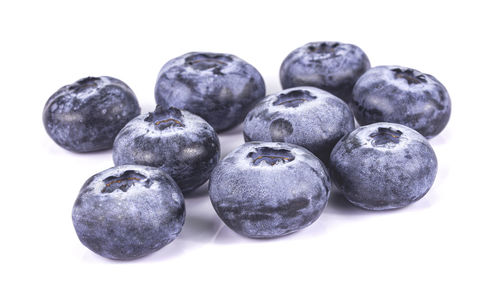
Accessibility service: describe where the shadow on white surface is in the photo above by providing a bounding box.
[324,188,433,216]
[263,74,282,95]
[212,225,247,244]
[429,131,451,146]
[179,198,221,243]
[219,132,245,159]
[325,190,371,216]
[220,123,245,136]
[138,239,194,262]
[185,181,209,198]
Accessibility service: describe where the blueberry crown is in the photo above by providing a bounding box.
[307,42,340,54]
[273,89,317,108]
[247,147,295,166]
[145,105,185,130]
[369,127,403,146]
[101,170,152,193]
[391,68,427,85]
[185,53,233,71]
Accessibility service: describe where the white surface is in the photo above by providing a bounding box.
[1,1,499,295]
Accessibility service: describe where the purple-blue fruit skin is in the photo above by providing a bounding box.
[351,66,451,138]
[155,52,265,132]
[243,86,354,163]
[329,122,437,210]
[280,41,370,103]
[209,141,331,238]
[72,165,185,260]
[43,76,140,152]
[113,106,220,193]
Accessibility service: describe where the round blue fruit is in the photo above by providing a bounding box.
[43,76,140,152]
[280,41,370,103]
[351,66,451,138]
[329,123,438,210]
[243,86,355,163]
[113,105,220,193]
[155,52,266,132]
[72,165,185,260]
[209,141,331,238]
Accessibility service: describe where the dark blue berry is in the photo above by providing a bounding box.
[72,165,185,260]
[113,106,220,193]
[43,76,140,152]
[155,52,265,132]
[209,142,331,238]
[244,87,354,163]
[329,123,438,210]
[351,66,451,138]
[280,42,370,103]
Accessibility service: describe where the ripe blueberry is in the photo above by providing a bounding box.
[72,165,185,260]
[209,142,331,238]
[113,105,220,193]
[243,86,355,163]
[280,41,370,103]
[155,52,266,132]
[351,66,451,138]
[329,122,438,210]
[43,76,140,152]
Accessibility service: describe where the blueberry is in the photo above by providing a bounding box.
[351,66,451,138]
[43,76,140,152]
[113,105,220,193]
[243,86,355,163]
[154,52,266,132]
[329,123,437,210]
[72,165,185,260]
[209,141,331,238]
[280,41,370,103]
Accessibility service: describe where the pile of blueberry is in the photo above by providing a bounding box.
[43,41,451,260]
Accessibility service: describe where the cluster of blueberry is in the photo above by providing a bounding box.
[43,41,451,260]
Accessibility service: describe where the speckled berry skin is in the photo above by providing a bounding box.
[113,106,220,193]
[43,76,140,152]
[329,123,437,210]
[209,142,331,238]
[72,165,185,260]
[351,66,451,138]
[243,86,354,163]
[280,41,370,103]
[154,52,266,132]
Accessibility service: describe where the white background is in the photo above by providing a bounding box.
[1,1,499,295]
